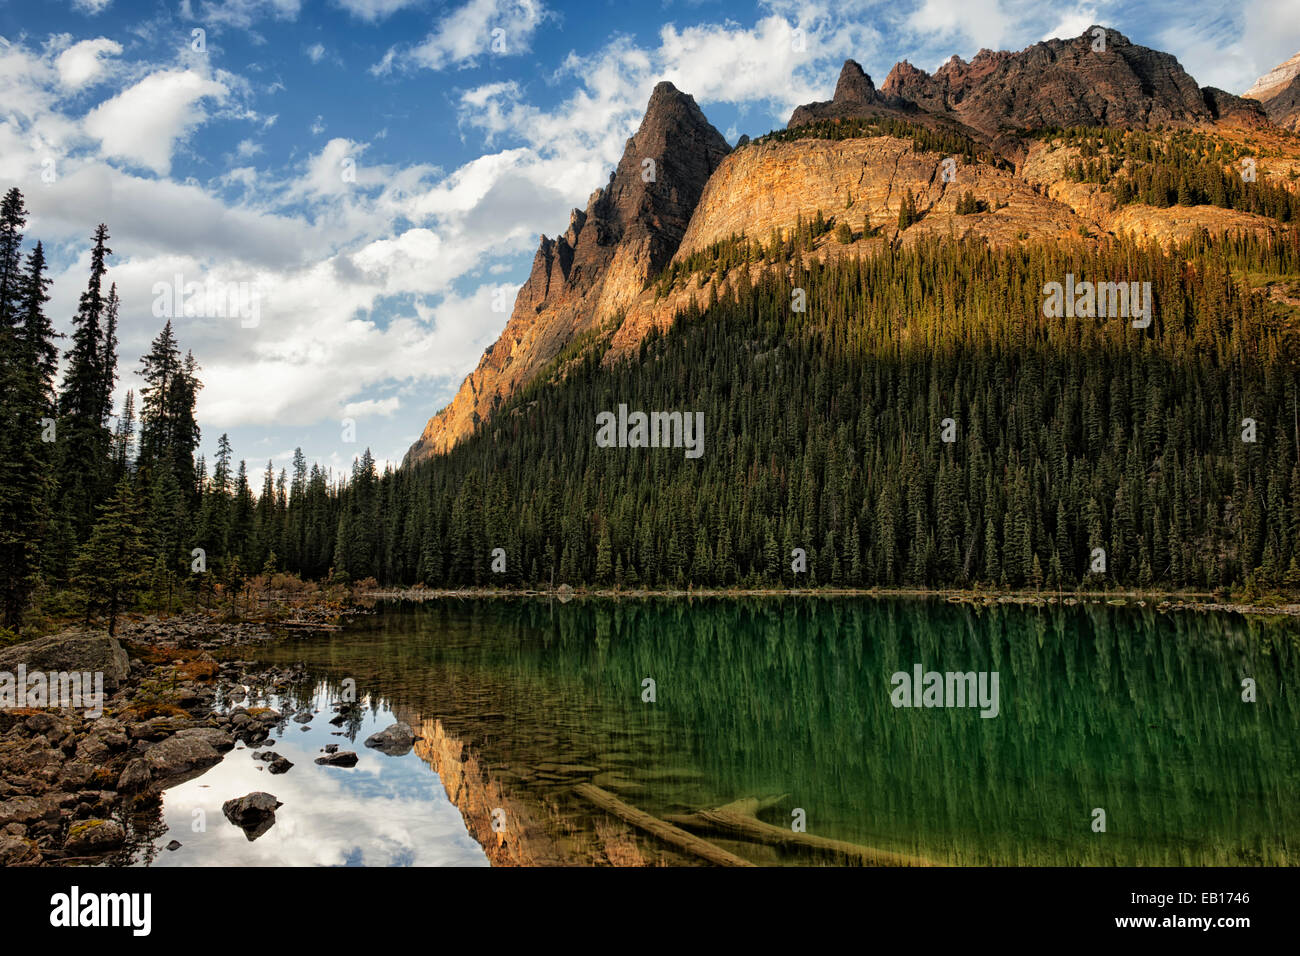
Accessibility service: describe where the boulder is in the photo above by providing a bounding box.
[142,735,223,783]
[127,716,192,740]
[0,628,130,691]
[222,791,281,840]
[116,758,153,793]
[314,751,358,767]
[0,833,39,865]
[0,797,44,826]
[172,727,234,751]
[64,819,125,854]
[364,722,418,756]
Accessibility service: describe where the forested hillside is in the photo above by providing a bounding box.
[4,185,1300,633]
[326,229,1300,592]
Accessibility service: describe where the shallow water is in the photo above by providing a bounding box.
[134,597,1300,866]
[133,687,488,867]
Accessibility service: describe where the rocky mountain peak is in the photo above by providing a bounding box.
[833,60,876,103]
[789,58,930,128]
[874,26,1215,140]
[404,81,730,463]
[1244,50,1300,102]
[1245,51,1300,130]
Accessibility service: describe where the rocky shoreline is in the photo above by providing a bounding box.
[365,586,1300,617]
[0,607,368,866]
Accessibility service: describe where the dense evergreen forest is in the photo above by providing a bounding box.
[1056,126,1300,221]
[355,228,1300,592]
[2,183,1300,633]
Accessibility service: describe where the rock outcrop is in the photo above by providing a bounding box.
[0,629,130,692]
[1201,87,1270,126]
[878,27,1212,140]
[1244,50,1300,103]
[405,82,731,463]
[1253,72,1300,131]
[222,791,281,840]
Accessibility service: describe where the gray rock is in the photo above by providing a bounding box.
[58,761,96,790]
[165,840,182,851]
[314,751,358,767]
[142,735,223,783]
[0,628,130,691]
[0,797,43,826]
[23,713,70,742]
[127,716,192,740]
[64,819,125,854]
[267,757,293,774]
[172,728,234,751]
[364,722,418,756]
[117,758,153,793]
[0,833,39,865]
[222,791,281,840]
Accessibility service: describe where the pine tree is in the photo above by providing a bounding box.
[0,237,58,625]
[71,478,149,635]
[54,224,115,564]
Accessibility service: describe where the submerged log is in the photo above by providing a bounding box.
[573,783,754,867]
[664,797,934,867]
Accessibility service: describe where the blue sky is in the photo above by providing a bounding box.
[1,0,1297,487]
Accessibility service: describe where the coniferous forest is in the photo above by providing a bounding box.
[3,182,1300,632]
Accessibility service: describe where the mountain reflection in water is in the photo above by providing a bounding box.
[143,598,1300,866]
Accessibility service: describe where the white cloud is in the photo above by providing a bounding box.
[198,0,303,29]
[54,37,122,89]
[72,0,114,14]
[1040,7,1100,43]
[374,0,550,73]
[334,0,423,21]
[343,396,401,418]
[305,43,326,63]
[908,0,1011,51]
[83,68,228,175]
[1157,0,1300,93]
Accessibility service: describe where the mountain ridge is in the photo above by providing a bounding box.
[406,26,1300,465]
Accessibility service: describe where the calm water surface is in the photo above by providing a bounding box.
[135,598,1300,866]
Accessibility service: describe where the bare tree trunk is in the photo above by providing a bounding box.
[665,797,934,867]
[574,784,753,866]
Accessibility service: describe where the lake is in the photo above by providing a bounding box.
[135,597,1300,866]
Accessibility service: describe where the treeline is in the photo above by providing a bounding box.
[1055,126,1300,221]
[318,228,1300,593]
[0,187,346,633]
[6,188,1300,629]
[758,114,1005,169]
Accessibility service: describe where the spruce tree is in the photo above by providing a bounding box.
[54,224,115,565]
[71,478,149,635]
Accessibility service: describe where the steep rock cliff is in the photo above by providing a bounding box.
[404,83,730,463]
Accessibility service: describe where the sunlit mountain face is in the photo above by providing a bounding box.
[3,0,1297,487]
